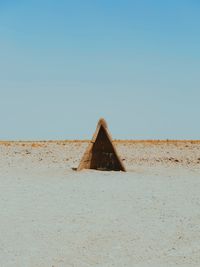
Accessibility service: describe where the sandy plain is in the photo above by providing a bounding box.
[0,140,200,267]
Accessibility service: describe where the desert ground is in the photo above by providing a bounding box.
[0,140,200,267]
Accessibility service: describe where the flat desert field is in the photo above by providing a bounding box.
[0,140,200,267]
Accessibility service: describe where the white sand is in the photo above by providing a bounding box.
[0,141,200,266]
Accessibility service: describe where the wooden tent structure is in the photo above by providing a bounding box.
[77,118,126,171]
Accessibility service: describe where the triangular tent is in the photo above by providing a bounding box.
[77,118,126,171]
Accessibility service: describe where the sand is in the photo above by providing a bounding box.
[0,141,200,266]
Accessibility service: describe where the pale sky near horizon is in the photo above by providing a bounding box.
[0,1,200,140]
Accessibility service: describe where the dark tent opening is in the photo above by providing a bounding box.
[90,126,123,171]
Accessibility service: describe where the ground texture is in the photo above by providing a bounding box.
[0,141,200,267]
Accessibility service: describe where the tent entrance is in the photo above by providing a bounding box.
[90,126,122,171]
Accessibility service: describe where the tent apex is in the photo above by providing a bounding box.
[98,118,108,129]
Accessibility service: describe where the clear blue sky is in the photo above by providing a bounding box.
[0,0,200,140]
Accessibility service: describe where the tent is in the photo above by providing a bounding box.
[77,118,126,171]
